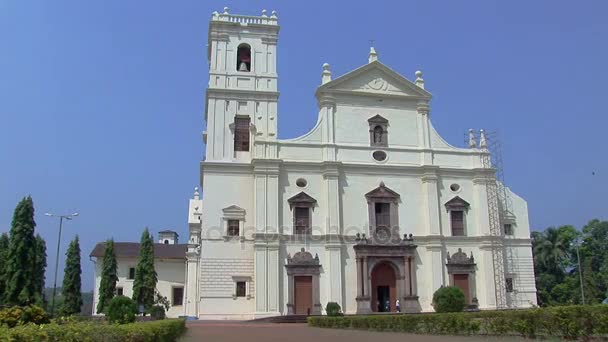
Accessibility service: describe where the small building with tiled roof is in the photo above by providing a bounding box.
[90,233,188,318]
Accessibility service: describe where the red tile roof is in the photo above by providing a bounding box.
[90,242,187,259]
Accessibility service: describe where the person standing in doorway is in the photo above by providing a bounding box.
[396,299,401,313]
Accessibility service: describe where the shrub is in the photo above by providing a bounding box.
[325,302,343,316]
[307,305,608,339]
[107,295,137,324]
[0,318,186,341]
[0,305,50,327]
[432,286,466,313]
[148,305,166,320]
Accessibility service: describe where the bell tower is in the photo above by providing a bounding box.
[204,8,280,161]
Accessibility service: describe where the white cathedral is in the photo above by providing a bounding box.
[92,8,537,319]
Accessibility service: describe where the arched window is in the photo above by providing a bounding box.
[164,239,169,244]
[373,125,384,144]
[368,115,388,147]
[237,44,251,72]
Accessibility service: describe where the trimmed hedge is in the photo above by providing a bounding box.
[308,305,608,339]
[0,318,186,341]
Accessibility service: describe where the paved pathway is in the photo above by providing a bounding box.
[181,321,522,342]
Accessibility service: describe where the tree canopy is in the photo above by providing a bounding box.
[96,239,118,314]
[61,236,83,316]
[132,228,157,313]
[532,219,608,306]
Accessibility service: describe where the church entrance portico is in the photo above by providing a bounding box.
[354,234,420,314]
[371,262,397,312]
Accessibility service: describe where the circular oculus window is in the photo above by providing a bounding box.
[296,178,307,188]
[372,150,387,162]
[450,183,461,192]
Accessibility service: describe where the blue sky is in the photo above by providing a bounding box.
[1,1,606,291]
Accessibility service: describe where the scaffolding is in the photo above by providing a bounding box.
[467,131,517,309]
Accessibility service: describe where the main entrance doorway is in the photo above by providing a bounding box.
[371,262,396,312]
[294,276,313,315]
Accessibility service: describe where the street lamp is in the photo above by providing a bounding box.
[574,238,585,305]
[45,212,79,316]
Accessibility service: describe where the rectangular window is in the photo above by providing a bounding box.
[227,219,240,236]
[451,210,465,236]
[116,287,123,296]
[374,202,391,229]
[504,224,513,235]
[294,207,311,234]
[236,281,247,297]
[234,116,250,152]
[505,277,514,293]
[172,287,184,306]
[128,267,135,280]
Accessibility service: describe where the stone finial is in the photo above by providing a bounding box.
[415,70,424,89]
[468,128,477,148]
[223,7,229,14]
[368,47,378,63]
[379,181,385,187]
[261,9,267,17]
[479,129,487,149]
[194,186,200,200]
[321,63,332,85]
[212,11,219,19]
[271,10,278,18]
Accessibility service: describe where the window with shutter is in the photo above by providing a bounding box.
[234,117,250,152]
[451,210,465,236]
[227,220,240,236]
[294,207,311,234]
[236,281,247,297]
[374,202,391,230]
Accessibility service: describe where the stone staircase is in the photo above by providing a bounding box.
[248,314,310,324]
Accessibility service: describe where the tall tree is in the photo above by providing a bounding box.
[4,196,37,305]
[132,228,157,313]
[96,239,118,314]
[61,236,82,316]
[0,233,10,304]
[33,234,47,305]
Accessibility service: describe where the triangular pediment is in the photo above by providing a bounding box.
[368,114,388,124]
[365,182,400,199]
[444,196,470,209]
[287,192,317,209]
[317,61,431,99]
[222,205,246,214]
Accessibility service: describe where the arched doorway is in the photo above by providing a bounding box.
[371,262,397,312]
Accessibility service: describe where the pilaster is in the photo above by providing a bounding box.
[421,168,441,235]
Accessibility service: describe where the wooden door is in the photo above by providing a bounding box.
[453,274,470,304]
[294,276,313,315]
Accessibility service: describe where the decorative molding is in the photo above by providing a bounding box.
[444,196,470,211]
[287,191,317,210]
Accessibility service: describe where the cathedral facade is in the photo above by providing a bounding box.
[182,9,537,319]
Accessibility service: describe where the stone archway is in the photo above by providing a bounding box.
[371,262,397,312]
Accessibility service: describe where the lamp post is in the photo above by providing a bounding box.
[45,212,78,316]
[575,238,585,305]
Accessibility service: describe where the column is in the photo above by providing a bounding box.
[184,256,199,317]
[267,245,280,313]
[473,174,491,236]
[422,170,441,235]
[323,164,341,235]
[356,258,362,297]
[326,245,343,307]
[254,245,267,313]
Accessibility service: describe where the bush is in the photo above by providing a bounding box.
[148,305,166,320]
[325,302,343,316]
[0,318,186,341]
[0,305,50,327]
[107,295,137,324]
[307,305,608,339]
[432,286,466,313]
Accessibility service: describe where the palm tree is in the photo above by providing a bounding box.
[532,227,574,275]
